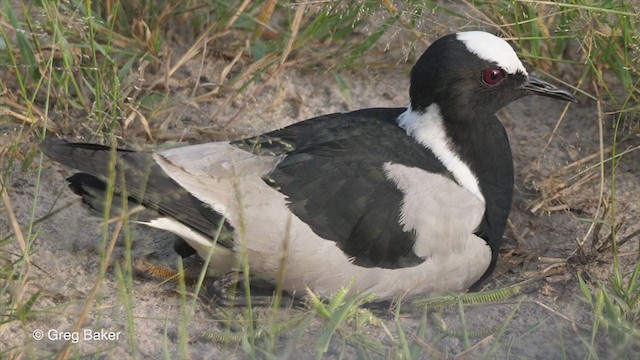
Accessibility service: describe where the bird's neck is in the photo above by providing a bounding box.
[398,105,485,202]
[397,103,514,217]
[442,108,514,203]
[443,108,515,258]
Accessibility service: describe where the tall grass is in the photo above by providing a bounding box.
[1,0,639,358]
[476,1,640,357]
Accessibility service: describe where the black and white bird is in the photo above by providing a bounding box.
[42,31,575,301]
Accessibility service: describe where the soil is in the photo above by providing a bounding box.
[2,21,639,360]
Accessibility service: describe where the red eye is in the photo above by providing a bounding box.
[482,68,506,85]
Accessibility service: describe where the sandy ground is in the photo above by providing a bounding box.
[2,26,639,359]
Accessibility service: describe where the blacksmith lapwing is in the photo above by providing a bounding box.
[41,31,575,301]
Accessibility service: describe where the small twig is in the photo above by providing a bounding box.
[0,107,59,132]
[454,334,495,359]
[125,104,153,140]
[530,300,584,332]
[598,227,640,254]
[408,332,446,360]
[253,0,277,39]
[572,80,606,258]
[167,26,230,80]
[280,2,306,66]
[506,218,525,246]
[591,203,609,251]
[538,257,566,264]
[224,0,252,31]
[530,171,596,213]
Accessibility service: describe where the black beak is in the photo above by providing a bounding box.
[522,74,576,102]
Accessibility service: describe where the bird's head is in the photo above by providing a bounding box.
[409,31,575,119]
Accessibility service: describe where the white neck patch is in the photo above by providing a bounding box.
[398,105,485,203]
[456,31,527,75]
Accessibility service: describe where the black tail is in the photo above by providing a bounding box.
[40,137,158,195]
[40,138,235,249]
[66,172,157,222]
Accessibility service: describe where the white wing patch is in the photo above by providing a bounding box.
[153,142,284,219]
[157,142,284,178]
[456,31,527,75]
[383,162,485,258]
[398,104,485,203]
